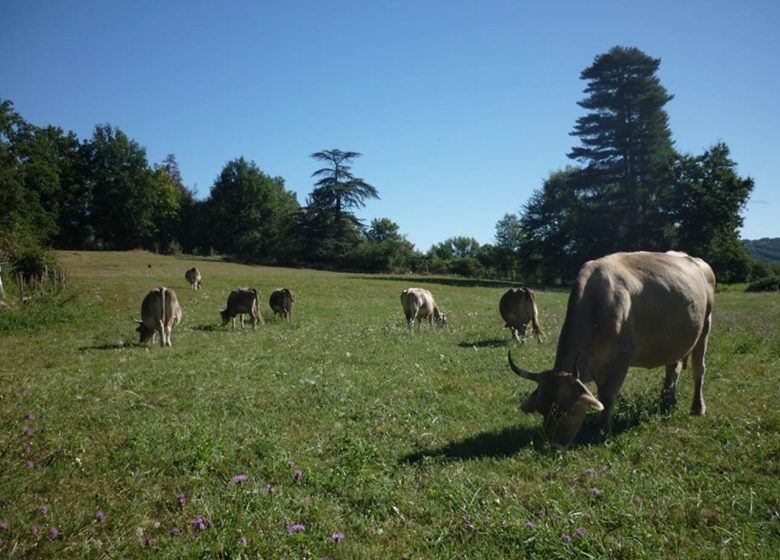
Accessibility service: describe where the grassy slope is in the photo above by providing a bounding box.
[0,251,778,558]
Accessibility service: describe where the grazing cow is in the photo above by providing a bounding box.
[135,287,182,347]
[508,251,715,449]
[499,287,544,343]
[269,288,295,320]
[400,288,447,330]
[185,267,202,290]
[221,288,263,329]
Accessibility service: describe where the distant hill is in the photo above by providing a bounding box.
[744,238,780,264]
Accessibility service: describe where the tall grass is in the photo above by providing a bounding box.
[0,251,777,558]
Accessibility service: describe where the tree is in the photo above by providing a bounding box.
[83,124,158,249]
[300,149,379,266]
[671,143,754,282]
[569,46,676,252]
[207,158,299,263]
[493,213,524,279]
[347,217,417,272]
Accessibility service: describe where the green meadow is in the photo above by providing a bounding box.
[1,251,778,558]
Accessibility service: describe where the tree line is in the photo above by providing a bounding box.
[0,46,770,284]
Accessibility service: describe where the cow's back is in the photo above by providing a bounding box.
[141,287,181,328]
[555,252,715,375]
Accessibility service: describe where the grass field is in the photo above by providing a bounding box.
[1,251,778,558]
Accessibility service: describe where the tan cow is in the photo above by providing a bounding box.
[508,251,715,449]
[221,288,263,329]
[400,288,447,331]
[499,287,544,343]
[185,267,202,290]
[135,287,182,347]
[269,288,295,320]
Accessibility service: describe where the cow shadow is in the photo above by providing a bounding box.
[78,343,129,352]
[190,324,221,332]
[403,425,542,463]
[457,338,507,349]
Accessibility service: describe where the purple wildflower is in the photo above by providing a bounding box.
[177,494,186,508]
[170,527,180,536]
[26,460,35,469]
[24,427,33,437]
[331,531,345,542]
[585,467,595,476]
[49,526,59,540]
[0,539,5,547]
[38,505,49,515]
[27,412,35,421]
[264,483,273,493]
[589,487,603,496]
[294,469,303,481]
[31,525,39,535]
[95,511,105,522]
[525,520,535,529]
[288,460,296,467]
[232,474,248,484]
[239,535,248,546]
[192,517,208,531]
[0,521,8,530]
[562,533,572,543]
[287,523,305,534]
[575,527,585,538]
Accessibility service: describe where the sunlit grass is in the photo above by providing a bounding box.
[0,251,777,558]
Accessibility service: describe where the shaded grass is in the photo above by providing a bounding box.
[0,251,778,558]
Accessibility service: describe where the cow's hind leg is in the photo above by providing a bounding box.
[661,361,682,413]
[690,312,711,416]
[158,320,166,347]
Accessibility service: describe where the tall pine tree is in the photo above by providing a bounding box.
[569,46,676,252]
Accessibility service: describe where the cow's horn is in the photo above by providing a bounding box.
[131,315,142,324]
[508,350,541,382]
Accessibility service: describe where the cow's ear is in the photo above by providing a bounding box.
[520,389,539,413]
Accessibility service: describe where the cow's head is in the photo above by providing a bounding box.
[434,307,448,328]
[135,321,155,343]
[219,309,230,326]
[508,351,603,450]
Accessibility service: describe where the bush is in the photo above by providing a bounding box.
[9,245,67,299]
[746,276,780,292]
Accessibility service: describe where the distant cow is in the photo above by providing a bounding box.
[221,288,263,329]
[135,287,182,347]
[400,288,447,331]
[499,287,544,343]
[185,267,202,290]
[508,251,715,449]
[269,288,295,320]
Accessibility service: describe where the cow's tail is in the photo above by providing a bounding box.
[252,288,264,324]
[528,290,545,342]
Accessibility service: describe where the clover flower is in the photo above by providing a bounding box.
[525,520,535,529]
[96,511,105,522]
[26,460,35,469]
[562,533,572,543]
[192,517,208,531]
[264,483,273,493]
[575,527,585,538]
[294,469,303,481]
[287,523,305,534]
[232,474,248,484]
[49,527,59,540]
[177,494,186,508]
[331,531,345,542]
[170,527,180,536]
[589,487,603,496]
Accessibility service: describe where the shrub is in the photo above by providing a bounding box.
[746,276,780,292]
[9,245,67,299]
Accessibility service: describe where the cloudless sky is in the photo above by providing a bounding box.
[3,0,778,251]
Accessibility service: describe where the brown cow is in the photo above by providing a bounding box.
[499,287,544,343]
[400,288,447,331]
[185,267,202,290]
[135,287,182,347]
[221,288,263,329]
[508,251,715,449]
[269,288,295,320]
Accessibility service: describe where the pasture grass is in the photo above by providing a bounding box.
[0,250,778,558]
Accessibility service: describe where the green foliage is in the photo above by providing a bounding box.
[746,276,780,292]
[0,251,777,558]
[206,157,299,264]
[744,238,780,264]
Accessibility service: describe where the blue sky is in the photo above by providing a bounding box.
[3,0,778,251]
